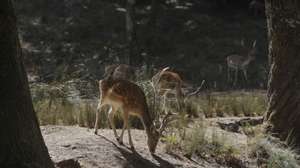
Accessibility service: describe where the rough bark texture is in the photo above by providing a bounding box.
[0,1,54,168]
[264,0,300,147]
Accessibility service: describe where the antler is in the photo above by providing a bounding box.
[252,40,257,48]
[156,66,170,85]
[185,80,205,99]
[158,112,174,135]
[151,67,170,89]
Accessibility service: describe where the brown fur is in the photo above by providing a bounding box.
[152,68,185,111]
[94,78,160,153]
[104,64,136,81]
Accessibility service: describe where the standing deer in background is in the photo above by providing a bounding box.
[94,72,173,153]
[151,67,185,112]
[249,0,265,16]
[226,40,257,86]
[103,64,137,81]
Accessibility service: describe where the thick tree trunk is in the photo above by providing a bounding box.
[264,0,300,147]
[0,1,54,168]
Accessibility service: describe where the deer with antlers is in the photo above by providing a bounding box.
[152,67,205,115]
[226,40,257,86]
[151,67,185,112]
[103,63,137,81]
[94,70,173,153]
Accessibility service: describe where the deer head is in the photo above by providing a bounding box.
[147,112,174,153]
[248,40,257,60]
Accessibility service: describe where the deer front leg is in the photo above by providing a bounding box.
[94,103,103,135]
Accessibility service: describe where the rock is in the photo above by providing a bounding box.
[208,117,263,133]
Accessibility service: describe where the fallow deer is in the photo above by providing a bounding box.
[103,64,136,81]
[151,67,185,112]
[94,73,173,153]
[249,0,265,16]
[226,40,257,86]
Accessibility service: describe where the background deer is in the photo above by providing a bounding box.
[226,40,257,86]
[94,72,173,153]
[103,63,137,81]
[151,67,185,112]
[249,0,265,16]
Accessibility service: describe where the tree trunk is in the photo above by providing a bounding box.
[147,0,159,61]
[0,1,54,167]
[126,0,140,66]
[264,0,300,147]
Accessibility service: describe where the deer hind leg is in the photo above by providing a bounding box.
[243,69,248,83]
[126,115,134,150]
[108,106,118,141]
[234,68,238,86]
[227,67,231,82]
[175,87,184,111]
[162,93,168,114]
[118,110,129,145]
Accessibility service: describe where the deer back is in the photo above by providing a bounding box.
[104,64,136,81]
[99,78,148,115]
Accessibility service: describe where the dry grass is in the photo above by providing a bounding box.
[31,82,300,168]
[31,81,266,127]
[249,135,300,168]
[189,91,267,118]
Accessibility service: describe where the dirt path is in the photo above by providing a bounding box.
[42,126,222,168]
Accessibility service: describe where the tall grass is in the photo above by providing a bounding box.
[30,81,266,128]
[249,136,300,168]
[188,91,267,118]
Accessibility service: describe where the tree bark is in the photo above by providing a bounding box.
[0,1,54,167]
[126,0,140,66]
[144,0,159,75]
[264,0,300,147]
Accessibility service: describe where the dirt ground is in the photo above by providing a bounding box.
[42,125,225,168]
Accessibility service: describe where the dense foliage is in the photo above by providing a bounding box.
[16,0,267,89]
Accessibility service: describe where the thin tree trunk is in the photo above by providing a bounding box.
[0,1,54,167]
[264,0,300,147]
[126,0,140,66]
[146,0,159,64]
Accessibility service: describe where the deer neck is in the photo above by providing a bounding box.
[242,55,254,67]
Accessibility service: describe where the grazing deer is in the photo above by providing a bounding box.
[226,40,257,86]
[151,67,185,112]
[94,73,173,153]
[103,64,136,81]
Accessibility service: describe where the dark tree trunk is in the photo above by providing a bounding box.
[144,0,160,75]
[126,0,140,66]
[147,0,159,60]
[0,1,54,168]
[264,0,300,147]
